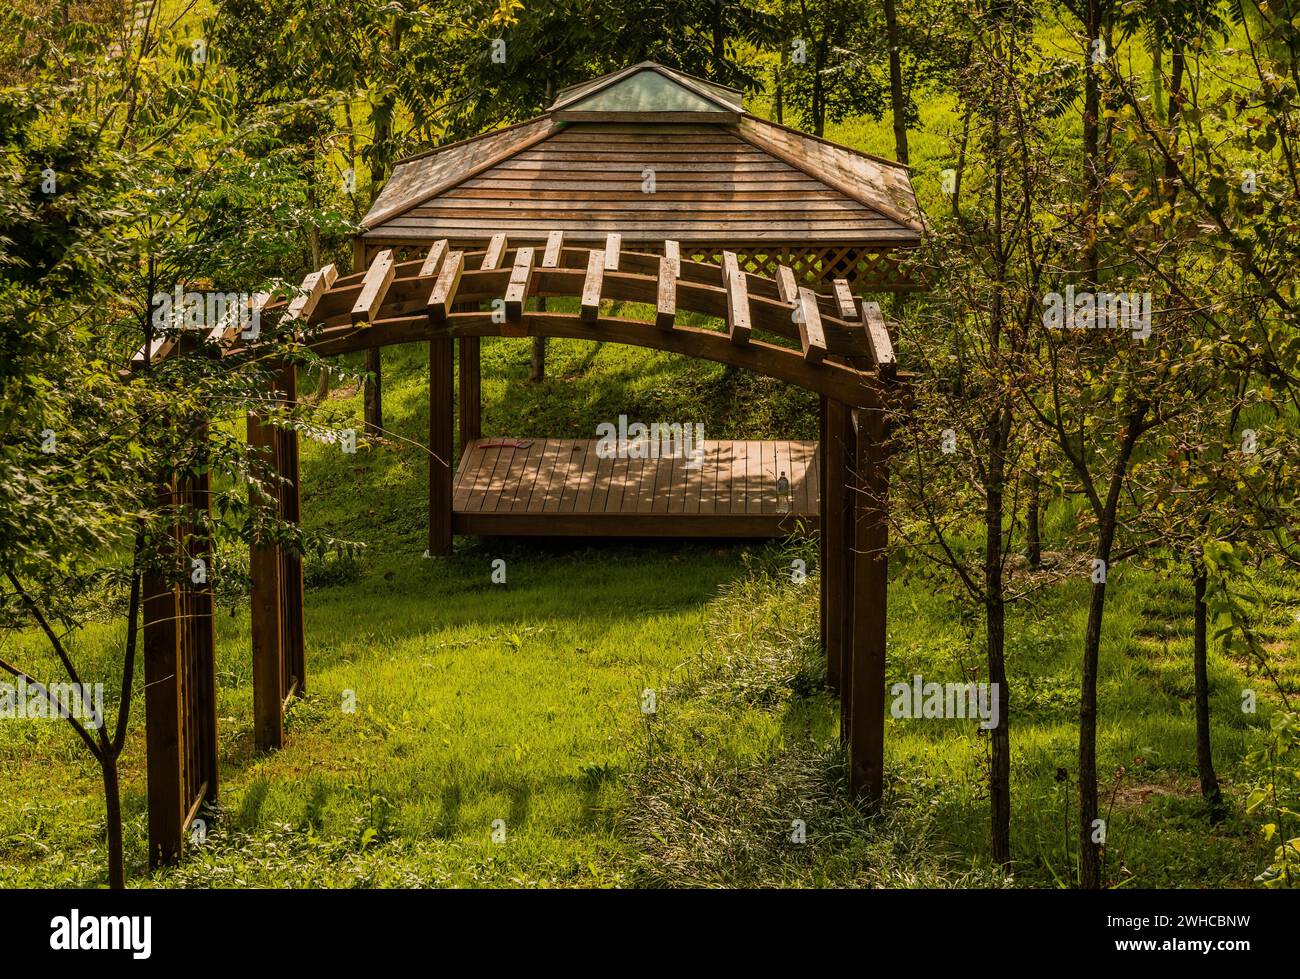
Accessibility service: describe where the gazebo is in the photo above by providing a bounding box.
[132,62,923,866]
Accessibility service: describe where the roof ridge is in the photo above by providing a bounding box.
[550,63,740,115]
[553,61,742,102]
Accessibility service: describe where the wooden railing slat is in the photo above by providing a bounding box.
[832,278,858,321]
[722,251,751,344]
[603,233,621,271]
[542,230,564,268]
[581,249,605,321]
[427,251,465,321]
[859,299,896,377]
[656,256,676,328]
[663,239,681,278]
[481,233,509,271]
[796,287,827,363]
[287,264,338,322]
[351,250,395,325]
[504,246,535,321]
[418,240,450,278]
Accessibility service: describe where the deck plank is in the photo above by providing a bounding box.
[507,440,546,512]
[525,439,563,513]
[544,440,576,512]
[561,440,591,512]
[607,453,632,513]
[480,442,518,512]
[473,445,503,513]
[633,451,656,514]
[653,449,676,513]
[589,446,615,512]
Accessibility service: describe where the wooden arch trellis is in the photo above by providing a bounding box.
[134,231,909,866]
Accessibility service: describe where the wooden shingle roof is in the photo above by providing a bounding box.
[361,63,922,250]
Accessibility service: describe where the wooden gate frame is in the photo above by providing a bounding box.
[134,231,907,865]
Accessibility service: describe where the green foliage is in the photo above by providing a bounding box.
[1244,712,1300,888]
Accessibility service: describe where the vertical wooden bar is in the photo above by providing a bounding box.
[189,423,219,800]
[458,336,481,456]
[840,409,858,744]
[818,398,831,686]
[248,401,283,751]
[144,476,185,867]
[277,362,306,698]
[823,400,850,705]
[429,338,455,555]
[849,407,889,805]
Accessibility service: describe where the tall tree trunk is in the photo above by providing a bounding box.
[711,1,726,81]
[1078,408,1146,889]
[1192,552,1223,817]
[1026,448,1042,567]
[362,20,402,438]
[1082,0,1103,286]
[812,34,826,136]
[985,428,1012,868]
[984,91,1012,870]
[1164,39,1185,201]
[775,35,787,126]
[883,0,909,164]
[103,753,124,889]
[1078,543,1109,888]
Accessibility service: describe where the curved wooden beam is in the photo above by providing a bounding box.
[299,311,890,408]
[303,265,879,360]
[190,243,909,407]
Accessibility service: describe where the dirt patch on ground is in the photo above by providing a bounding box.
[1111,780,1199,809]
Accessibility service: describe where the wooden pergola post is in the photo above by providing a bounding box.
[248,395,284,752]
[277,361,306,698]
[821,398,853,700]
[819,396,829,658]
[187,422,221,801]
[428,338,454,555]
[248,354,307,747]
[847,406,889,805]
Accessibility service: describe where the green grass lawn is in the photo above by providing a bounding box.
[1,337,1295,888]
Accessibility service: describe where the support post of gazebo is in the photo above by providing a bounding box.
[821,399,848,697]
[277,362,306,699]
[819,396,828,655]
[848,406,889,805]
[188,421,221,799]
[248,393,284,751]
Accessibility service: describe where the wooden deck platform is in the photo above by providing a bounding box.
[452,438,820,537]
